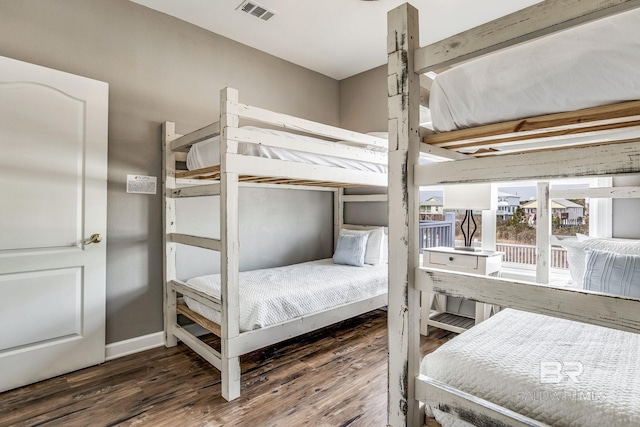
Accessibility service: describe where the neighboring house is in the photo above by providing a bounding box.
[420,196,443,216]
[497,191,521,219]
[522,198,585,225]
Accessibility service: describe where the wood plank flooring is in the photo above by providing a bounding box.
[0,310,453,427]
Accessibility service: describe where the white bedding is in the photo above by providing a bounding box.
[430,8,640,133]
[421,309,640,427]
[186,126,387,173]
[182,258,387,332]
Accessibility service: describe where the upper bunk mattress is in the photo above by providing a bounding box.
[430,8,640,132]
[186,126,387,173]
[421,308,640,427]
[182,258,387,332]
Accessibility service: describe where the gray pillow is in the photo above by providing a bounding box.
[583,248,640,298]
[333,233,369,267]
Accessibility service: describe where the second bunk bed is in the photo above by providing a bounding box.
[163,87,389,401]
[387,1,640,426]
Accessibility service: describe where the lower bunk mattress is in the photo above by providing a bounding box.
[429,8,640,133]
[186,126,387,173]
[421,308,640,427]
[182,258,387,332]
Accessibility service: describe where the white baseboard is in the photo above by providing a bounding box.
[104,325,210,361]
[105,331,165,361]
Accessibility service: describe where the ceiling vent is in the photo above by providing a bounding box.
[237,1,277,21]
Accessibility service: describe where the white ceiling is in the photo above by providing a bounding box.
[130,0,541,80]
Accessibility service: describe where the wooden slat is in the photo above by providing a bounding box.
[170,122,220,152]
[225,154,387,187]
[170,233,221,251]
[423,101,640,148]
[170,280,221,311]
[172,325,223,371]
[226,101,388,150]
[227,127,387,165]
[414,0,640,73]
[415,140,640,185]
[415,376,547,427]
[171,183,220,198]
[177,304,221,337]
[420,142,471,161]
[176,166,380,189]
[415,268,640,333]
[550,186,640,199]
[176,165,221,180]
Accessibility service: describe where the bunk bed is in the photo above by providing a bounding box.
[163,87,389,401]
[386,1,640,426]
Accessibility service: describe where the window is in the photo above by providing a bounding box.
[420,177,613,273]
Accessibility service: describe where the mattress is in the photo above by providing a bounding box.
[182,258,387,332]
[186,126,387,173]
[421,309,640,427]
[429,8,640,133]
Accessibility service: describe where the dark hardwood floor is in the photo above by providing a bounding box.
[0,310,453,427]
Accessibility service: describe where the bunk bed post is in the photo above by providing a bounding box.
[387,4,421,427]
[334,188,344,248]
[536,181,551,284]
[162,121,178,348]
[220,87,241,400]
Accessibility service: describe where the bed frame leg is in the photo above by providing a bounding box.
[164,284,178,347]
[221,356,241,401]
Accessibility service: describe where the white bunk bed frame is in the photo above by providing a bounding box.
[387,1,640,426]
[163,87,388,401]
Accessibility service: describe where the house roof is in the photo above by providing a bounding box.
[521,198,584,209]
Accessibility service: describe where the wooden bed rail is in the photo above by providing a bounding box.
[414,0,640,73]
[415,376,547,427]
[415,268,640,334]
[225,99,388,150]
[415,140,640,185]
[170,122,220,152]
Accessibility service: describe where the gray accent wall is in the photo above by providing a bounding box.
[0,0,339,343]
[339,65,389,227]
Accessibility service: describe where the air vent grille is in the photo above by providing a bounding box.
[237,1,277,21]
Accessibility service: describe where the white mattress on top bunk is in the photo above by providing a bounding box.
[186,126,387,173]
[429,8,640,133]
[182,258,387,332]
[421,308,640,427]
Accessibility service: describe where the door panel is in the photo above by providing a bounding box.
[0,56,108,392]
[0,268,82,351]
[0,83,84,250]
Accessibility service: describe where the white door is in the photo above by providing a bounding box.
[0,56,108,392]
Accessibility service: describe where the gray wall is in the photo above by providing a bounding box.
[613,176,640,238]
[339,65,389,226]
[0,0,339,343]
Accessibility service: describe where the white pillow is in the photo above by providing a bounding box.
[340,227,385,265]
[333,233,369,267]
[560,238,640,285]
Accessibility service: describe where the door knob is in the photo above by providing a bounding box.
[84,233,103,245]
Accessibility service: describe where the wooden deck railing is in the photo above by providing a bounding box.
[420,212,456,250]
[496,243,569,269]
